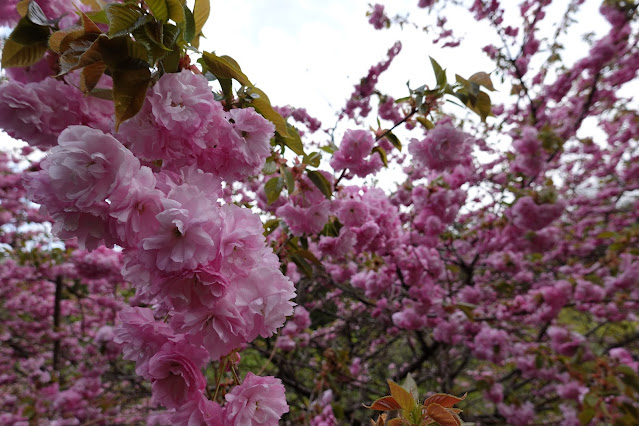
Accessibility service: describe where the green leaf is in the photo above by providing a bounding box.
[416,116,435,129]
[201,51,252,86]
[166,0,185,22]
[9,17,50,45]
[307,170,332,199]
[144,0,168,22]
[383,131,402,151]
[281,165,295,194]
[265,176,284,205]
[290,253,313,277]
[618,365,639,392]
[262,157,277,175]
[320,145,336,154]
[1,39,47,68]
[192,0,210,46]
[466,91,492,122]
[280,125,306,156]
[302,152,321,168]
[596,231,616,239]
[87,9,108,24]
[182,4,195,43]
[296,249,321,266]
[112,67,151,130]
[372,146,388,167]
[105,3,149,38]
[429,56,447,87]
[455,74,479,97]
[456,302,475,321]
[247,86,289,138]
[88,87,113,100]
[263,218,280,236]
[159,44,181,73]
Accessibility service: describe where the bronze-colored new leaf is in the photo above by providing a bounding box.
[49,26,86,53]
[112,67,151,130]
[425,403,462,426]
[105,3,149,38]
[80,62,107,93]
[469,71,495,91]
[366,395,403,411]
[422,393,466,408]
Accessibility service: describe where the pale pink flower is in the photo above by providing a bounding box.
[223,373,289,426]
[336,199,369,227]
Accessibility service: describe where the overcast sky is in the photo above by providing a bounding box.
[1,0,609,152]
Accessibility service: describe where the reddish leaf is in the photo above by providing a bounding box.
[366,396,402,411]
[112,67,151,130]
[370,413,387,426]
[423,393,466,409]
[426,403,462,426]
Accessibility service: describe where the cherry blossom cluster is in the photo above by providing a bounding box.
[20,70,295,423]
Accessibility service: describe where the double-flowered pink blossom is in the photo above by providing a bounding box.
[0,78,113,148]
[409,119,472,171]
[148,340,209,409]
[510,196,565,231]
[330,129,383,177]
[140,184,222,272]
[223,373,289,426]
[23,126,140,249]
[118,71,275,181]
